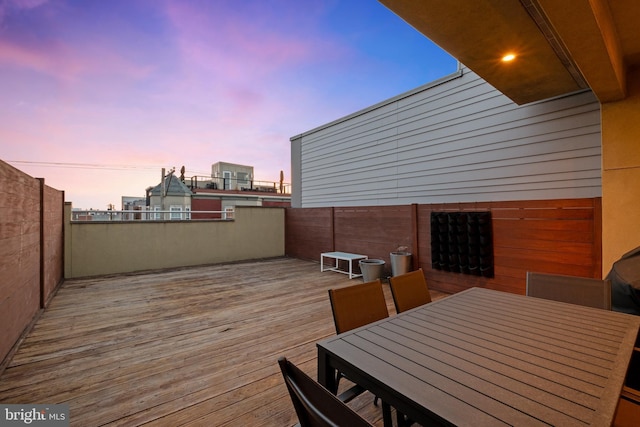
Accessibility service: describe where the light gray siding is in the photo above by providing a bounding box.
[291,66,601,208]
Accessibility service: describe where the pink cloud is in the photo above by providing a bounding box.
[0,38,153,83]
[163,1,344,79]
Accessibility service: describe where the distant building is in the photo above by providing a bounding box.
[71,208,118,221]
[143,162,291,220]
[147,172,193,220]
[190,162,290,219]
[211,162,254,191]
[121,196,147,220]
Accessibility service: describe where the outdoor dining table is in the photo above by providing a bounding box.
[317,287,640,426]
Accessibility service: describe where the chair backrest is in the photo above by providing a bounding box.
[328,279,389,334]
[526,271,612,310]
[278,357,373,427]
[389,268,432,313]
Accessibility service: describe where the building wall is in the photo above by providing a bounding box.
[291,66,601,208]
[288,67,604,292]
[211,162,254,190]
[149,193,191,218]
[65,206,285,278]
[262,200,291,208]
[0,161,64,369]
[601,68,640,273]
[191,198,223,219]
[291,134,302,207]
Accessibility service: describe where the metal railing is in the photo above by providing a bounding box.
[71,209,234,222]
[187,176,291,194]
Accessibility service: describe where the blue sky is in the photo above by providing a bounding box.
[0,0,457,209]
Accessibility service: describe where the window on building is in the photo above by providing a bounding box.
[237,172,248,185]
[223,207,234,220]
[170,205,183,220]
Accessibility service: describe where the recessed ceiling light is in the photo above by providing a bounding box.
[502,54,516,62]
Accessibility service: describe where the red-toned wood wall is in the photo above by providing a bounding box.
[285,198,602,295]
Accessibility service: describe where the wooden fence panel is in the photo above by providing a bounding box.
[0,162,41,368]
[287,198,601,295]
[0,162,65,371]
[418,199,601,294]
[285,208,333,262]
[42,183,64,306]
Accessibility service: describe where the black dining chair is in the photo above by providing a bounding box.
[278,356,373,427]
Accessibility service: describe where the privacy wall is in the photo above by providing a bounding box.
[285,198,601,295]
[0,160,64,369]
[65,206,285,278]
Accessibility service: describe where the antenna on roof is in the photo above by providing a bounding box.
[279,170,284,193]
[161,167,175,198]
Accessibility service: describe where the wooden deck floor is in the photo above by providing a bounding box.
[0,257,449,426]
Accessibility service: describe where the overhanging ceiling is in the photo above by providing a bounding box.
[379,0,640,105]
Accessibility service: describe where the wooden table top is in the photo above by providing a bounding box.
[317,287,640,426]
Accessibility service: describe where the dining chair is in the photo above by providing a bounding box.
[328,279,389,400]
[526,271,612,310]
[388,268,432,313]
[328,279,397,426]
[278,357,373,427]
[328,279,390,335]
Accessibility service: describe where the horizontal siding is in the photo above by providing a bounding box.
[297,67,601,207]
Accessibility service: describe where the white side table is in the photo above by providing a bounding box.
[320,252,368,279]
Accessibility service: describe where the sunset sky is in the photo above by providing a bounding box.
[0,0,457,209]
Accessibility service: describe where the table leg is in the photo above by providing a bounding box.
[317,347,337,394]
[382,402,393,427]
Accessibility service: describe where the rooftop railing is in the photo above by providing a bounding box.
[71,209,233,222]
[187,176,291,194]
